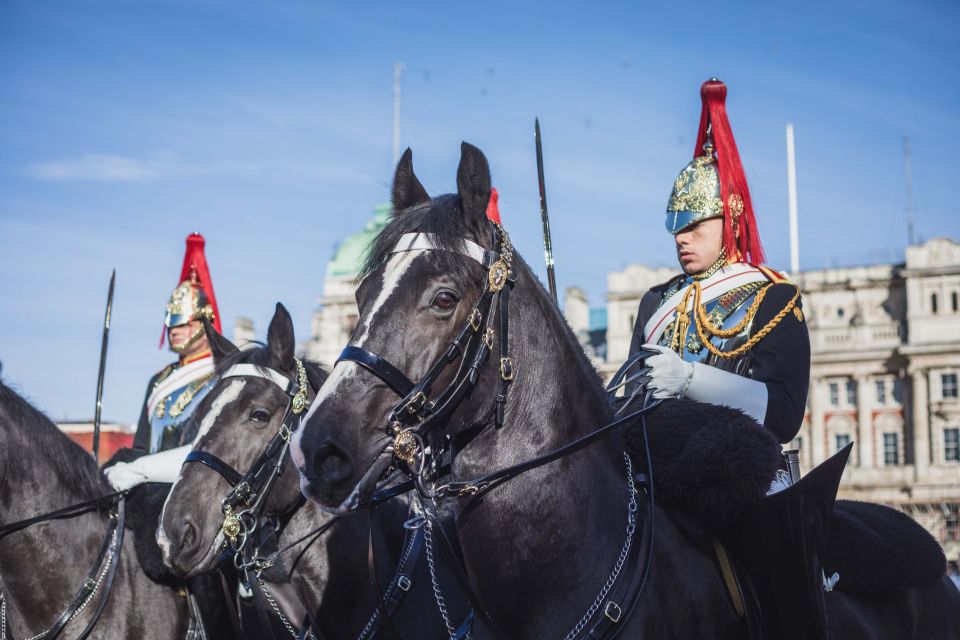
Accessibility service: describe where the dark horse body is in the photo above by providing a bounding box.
[293,144,960,638]
[159,305,465,638]
[0,381,187,639]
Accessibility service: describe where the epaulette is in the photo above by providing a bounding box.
[756,265,790,284]
[153,363,176,388]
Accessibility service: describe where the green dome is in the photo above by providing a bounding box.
[327,204,391,278]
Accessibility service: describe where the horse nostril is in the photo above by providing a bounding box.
[180,521,197,554]
[313,442,353,484]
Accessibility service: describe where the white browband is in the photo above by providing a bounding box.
[221,364,291,391]
[391,233,488,266]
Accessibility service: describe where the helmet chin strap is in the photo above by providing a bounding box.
[169,323,206,354]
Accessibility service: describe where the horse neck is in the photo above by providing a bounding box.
[0,424,113,631]
[450,266,632,632]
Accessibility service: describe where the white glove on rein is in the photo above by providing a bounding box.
[103,444,192,491]
[641,343,768,424]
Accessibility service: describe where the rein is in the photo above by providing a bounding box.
[0,494,126,640]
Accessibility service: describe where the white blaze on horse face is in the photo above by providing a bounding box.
[300,250,425,427]
[157,378,246,563]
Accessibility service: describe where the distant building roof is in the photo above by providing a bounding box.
[327,204,391,278]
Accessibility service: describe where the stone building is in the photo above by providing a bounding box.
[591,237,960,561]
[305,205,389,365]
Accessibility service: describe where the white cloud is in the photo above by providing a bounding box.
[26,154,164,182]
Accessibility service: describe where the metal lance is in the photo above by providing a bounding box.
[92,270,115,463]
[535,117,559,302]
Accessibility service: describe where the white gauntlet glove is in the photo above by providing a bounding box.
[641,344,694,399]
[640,343,768,423]
[103,444,192,491]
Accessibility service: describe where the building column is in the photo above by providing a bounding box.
[810,378,827,465]
[857,375,875,468]
[912,369,930,478]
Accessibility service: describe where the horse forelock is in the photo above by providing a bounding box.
[0,382,107,501]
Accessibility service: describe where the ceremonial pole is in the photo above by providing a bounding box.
[786,123,800,275]
[92,270,115,463]
[534,118,558,301]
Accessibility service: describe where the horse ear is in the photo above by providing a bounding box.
[205,319,239,361]
[392,148,430,212]
[456,142,491,225]
[267,302,295,368]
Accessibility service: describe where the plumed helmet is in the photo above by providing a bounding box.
[159,233,221,347]
[664,79,765,266]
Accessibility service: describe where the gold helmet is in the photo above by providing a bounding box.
[665,143,724,235]
[160,233,221,351]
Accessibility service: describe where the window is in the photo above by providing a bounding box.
[953,292,959,313]
[932,293,938,314]
[892,378,903,404]
[947,513,960,542]
[829,383,839,406]
[882,433,899,466]
[942,373,958,400]
[836,307,845,318]
[946,428,960,462]
[875,380,887,404]
[835,433,851,452]
[845,380,857,406]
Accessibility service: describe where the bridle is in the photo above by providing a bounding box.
[183,358,311,556]
[337,221,516,483]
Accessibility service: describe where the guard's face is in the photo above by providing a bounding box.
[168,320,209,356]
[675,217,724,274]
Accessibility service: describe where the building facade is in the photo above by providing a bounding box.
[592,237,960,561]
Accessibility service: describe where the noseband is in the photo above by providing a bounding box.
[337,222,516,474]
[183,358,310,553]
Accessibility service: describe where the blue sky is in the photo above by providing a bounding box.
[1,0,958,423]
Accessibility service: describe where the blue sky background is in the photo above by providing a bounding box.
[1,0,958,423]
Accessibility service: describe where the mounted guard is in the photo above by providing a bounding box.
[626,79,836,638]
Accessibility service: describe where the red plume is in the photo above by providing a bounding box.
[485,187,501,224]
[159,233,222,348]
[693,79,765,265]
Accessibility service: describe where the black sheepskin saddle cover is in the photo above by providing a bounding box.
[103,447,179,585]
[622,398,782,530]
[826,500,945,593]
[621,400,946,592]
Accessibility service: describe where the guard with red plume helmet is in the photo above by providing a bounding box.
[626,78,809,443]
[105,233,222,493]
[626,79,820,638]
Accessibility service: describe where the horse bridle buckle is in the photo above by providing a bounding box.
[468,308,482,332]
[604,600,622,623]
[405,391,428,416]
[499,357,514,381]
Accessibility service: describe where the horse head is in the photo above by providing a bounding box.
[159,303,327,577]
[293,143,606,513]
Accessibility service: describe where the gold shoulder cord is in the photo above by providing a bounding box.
[671,281,801,359]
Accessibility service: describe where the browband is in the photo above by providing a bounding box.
[221,364,292,393]
[392,233,492,266]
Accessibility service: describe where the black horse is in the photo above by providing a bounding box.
[292,143,960,638]
[0,381,188,639]
[159,304,466,638]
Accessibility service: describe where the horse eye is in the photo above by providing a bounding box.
[250,408,271,423]
[432,291,459,310]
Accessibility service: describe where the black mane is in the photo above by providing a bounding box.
[0,381,108,500]
[359,194,488,283]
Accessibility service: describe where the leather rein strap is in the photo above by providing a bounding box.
[1,495,126,640]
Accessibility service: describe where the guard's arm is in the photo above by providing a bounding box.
[103,444,192,491]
